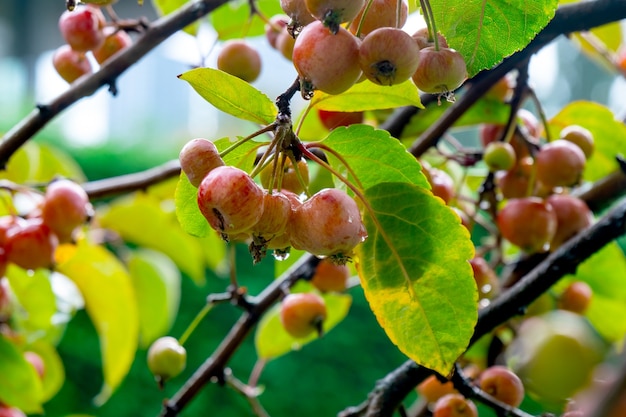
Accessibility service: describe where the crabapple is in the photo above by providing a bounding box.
[558,281,593,314]
[265,14,289,49]
[280,0,315,27]
[478,365,525,408]
[280,292,327,338]
[0,278,11,316]
[147,336,186,382]
[52,45,93,83]
[260,157,309,194]
[266,190,302,250]
[535,140,586,189]
[349,0,408,37]
[469,257,499,299]
[58,5,106,52]
[496,157,533,199]
[217,40,262,83]
[560,125,594,159]
[305,0,365,33]
[251,191,292,241]
[197,166,264,235]
[179,138,225,187]
[275,28,296,60]
[483,141,516,172]
[496,197,557,253]
[432,393,478,417]
[41,179,92,243]
[5,218,58,270]
[412,28,449,50]
[424,167,455,204]
[311,259,350,292]
[485,75,514,102]
[358,27,420,86]
[0,406,26,417]
[292,21,362,95]
[546,194,593,249]
[92,28,132,64]
[416,374,458,403]
[318,109,363,130]
[289,188,367,259]
[412,47,468,94]
[24,351,46,379]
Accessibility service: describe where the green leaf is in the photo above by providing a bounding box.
[6,266,56,331]
[179,68,276,125]
[311,79,423,111]
[56,242,139,405]
[99,193,206,284]
[211,0,284,40]
[0,335,43,413]
[547,101,626,182]
[175,172,211,238]
[432,0,559,77]
[151,0,199,35]
[321,124,430,191]
[356,182,477,374]
[215,136,262,173]
[25,340,65,403]
[128,249,182,348]
[255,291,352,360]
[0,142,85,184]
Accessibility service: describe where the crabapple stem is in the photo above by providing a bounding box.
[220,123,276,160]
[354,0,374,38]
[178,303,213,346]
[305,142,365,190]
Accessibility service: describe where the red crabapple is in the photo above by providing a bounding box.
[92,28,132,64]
[305,0,365,33]
[5,218,58,270]
[289,188,367,260]
[424,167,455,205]
[179,138,225,187]
[265,14,289,49]
[485,75,514,102]
[558,281,593,314]
[412,28,449,50]
[24,351,46,379]
[412,47,468,94]
[276,28,296,61]
[469,257,499,299]
[52,45,93,83]
[197,166,264,236]
[318,109,364,130]
[546,194,593,249]
[560,125,594,159]
[0,406,26,417]
[147,336,186,382]
[266,190,302,251]
[478,365,525,407]
[496,157,533,199]
[280,0,316,27]
[280,292,327,338]
[41,179,92,242]
[432,393,478,417]
[483,141,516,172]
[416,375,458,404]
[311,259,350,292]
[535,140,586,189]
[292,21,362,95]
[349,0,408,37]
[217,40,262,83]
[251,192,292,241]
[358,27,420,86]
[260,158,309,195]
[496,197,557,253]
[58,5,106,52]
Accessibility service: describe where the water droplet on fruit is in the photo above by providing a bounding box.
[273,250,290,261]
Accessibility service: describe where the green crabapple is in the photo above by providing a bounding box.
[280,292,327,338]
[217,40,262,83]
[147,336,187,382]
[483,141,516,172]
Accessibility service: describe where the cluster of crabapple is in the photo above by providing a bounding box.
[53,4,132,83]
[179,138,367,264]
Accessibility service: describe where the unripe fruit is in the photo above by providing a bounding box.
[280,0,316,27]
[305,0,365,33]
[558,281,593,314]
[92,28,132,64]
[179,138,225,187]
[546,194,593,249]
[311,259,350,292]
[496,197,557,253]
[318,109,364,130]
[41,179,92,243]
[260,158,309,194]
[412,47,468,94]
[358,27,420,86]
[478,366,525,407]
[24,351,46,379]
[560,125,594,159]
[412,28,449,50]
[197,166,264,235]
[147,336,186,381]
[5,219,58,270]
[469,257,499,299]
[290,188,367,259]
[292,21,362,95]
[0,406,26,417]
[58,5,106,52]
[483,141,516,172]
[280,292,327,338]
[217,40,262,83]
[349,0,408,37]
[416,375,458,404]
[52,45,93,83]
[432,393,478,417]
[535,140,586,189]
[265,14,289,49]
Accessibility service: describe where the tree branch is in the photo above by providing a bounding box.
[0,0,230,168]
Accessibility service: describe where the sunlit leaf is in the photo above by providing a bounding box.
[321,124,430,191]
[547,101,626,181]
[151,0,199,35]
[1,142,85,184]
[0,334,43,413]
[128,249,181,348]
[25,340,65,403]
[432,0,559,76]
[215,136,262,173]
[6,266,56,331]
[56,242,139,405]
[99,193,206,284]
[311,79,422,112]
[211,0,284,40]
[356,182,476,374]
[179,68,276,125]
[175,172,211,238]
[255,291,352,360]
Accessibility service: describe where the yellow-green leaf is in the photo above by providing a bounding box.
[1,142,85,184]
[151,0,199,35]
[0,334,43,413]
[25,340,65,403]
[211,0,284,40]
[6,266,56,331]
[356,182,476,374]
[56,242,139,405]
